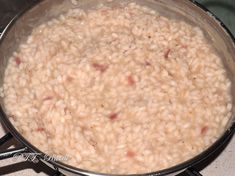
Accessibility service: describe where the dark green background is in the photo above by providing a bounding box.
[196,0,235,36]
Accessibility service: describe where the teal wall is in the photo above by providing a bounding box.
[196,0,235,36]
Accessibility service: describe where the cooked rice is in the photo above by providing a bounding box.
[2,2,232,174]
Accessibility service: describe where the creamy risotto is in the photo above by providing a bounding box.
[2,2,232,174]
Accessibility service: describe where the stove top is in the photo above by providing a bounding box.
[0,0,234,175]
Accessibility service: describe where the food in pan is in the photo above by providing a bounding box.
[1,2,232,174]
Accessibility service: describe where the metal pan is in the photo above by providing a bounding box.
[0,0,234,175]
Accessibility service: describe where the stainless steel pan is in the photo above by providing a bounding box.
[0,0,234,175]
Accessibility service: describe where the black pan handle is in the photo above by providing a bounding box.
[52,171,64,176]
[0,132,63,176]
[0,132,28,159]
[185,169,203,176]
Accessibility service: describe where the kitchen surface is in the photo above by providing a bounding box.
[0,0,234,175]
